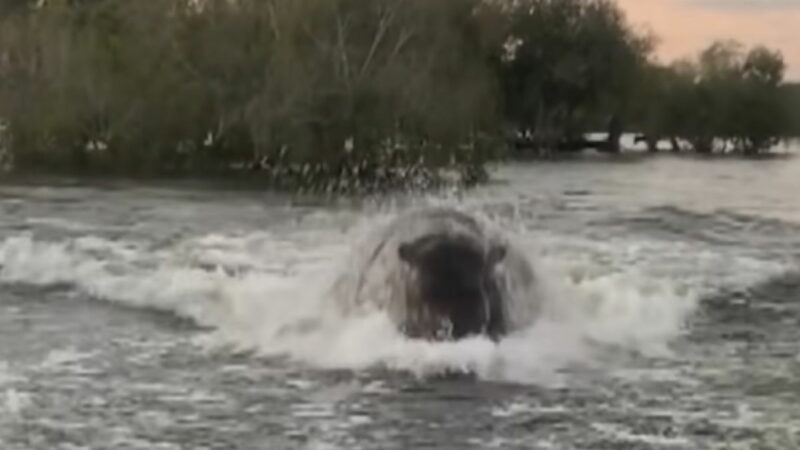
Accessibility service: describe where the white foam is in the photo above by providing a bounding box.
[1,389,32,417]
[592,422,692,447]
[0,206,789,384]
[40,348,96,369]
[0,362,20,387]
[491,402,567,418]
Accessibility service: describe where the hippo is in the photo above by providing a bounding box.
[331,207,539,341]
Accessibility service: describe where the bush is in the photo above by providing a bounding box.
[0,0,501,190]
[492,0,653,150]
[630,41,793,155]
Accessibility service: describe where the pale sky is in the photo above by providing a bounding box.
[617,0,800,80]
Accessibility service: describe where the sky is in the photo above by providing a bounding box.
[616,0,800,80]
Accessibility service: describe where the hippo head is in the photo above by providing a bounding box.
[398,233,506,340]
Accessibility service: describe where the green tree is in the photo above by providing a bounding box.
[731,46,788,153]
[638,41,791,155]
[493,0,652,152]
[782,83,800,137]
[0,0,502,189]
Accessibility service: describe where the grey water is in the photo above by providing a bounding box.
[1,153,800,449]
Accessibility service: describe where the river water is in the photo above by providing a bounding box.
[1,152,799,449]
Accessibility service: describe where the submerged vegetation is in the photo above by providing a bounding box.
[0,0,798,190]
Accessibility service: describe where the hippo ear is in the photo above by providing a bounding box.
[399,235,439,264]
[487,244,507,266]
[398,242,418,264]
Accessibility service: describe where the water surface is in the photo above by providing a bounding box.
[1,154,799,449]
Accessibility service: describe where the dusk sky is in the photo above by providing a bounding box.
[617,0,800,80]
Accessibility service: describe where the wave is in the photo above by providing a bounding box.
[0,207,789,384]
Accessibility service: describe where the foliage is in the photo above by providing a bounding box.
[490,0,652,150]
[0,0,500,189]
[781,83,800,138]
[1,0,798,187]
[631,41,793,154]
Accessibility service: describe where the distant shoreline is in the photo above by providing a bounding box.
[2,150,796,198]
